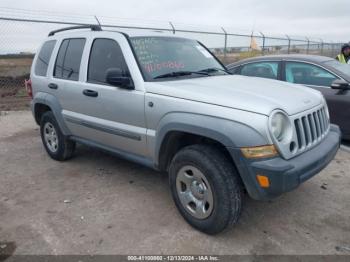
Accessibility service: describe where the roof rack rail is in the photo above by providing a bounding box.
[48,24,102,36]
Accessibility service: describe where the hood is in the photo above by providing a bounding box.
[144,75,324,116]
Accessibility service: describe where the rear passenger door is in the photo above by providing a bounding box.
[50,38,87,131]
[57,36,147,157]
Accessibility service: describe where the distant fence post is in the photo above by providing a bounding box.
[319,39,324,55]
[305,37,310,54]
[260,32,265,55]
[221,27,228,63]
[330,41,334,57]
[169,21,176,34]
[286,35,291,54]
[250,31,253,52]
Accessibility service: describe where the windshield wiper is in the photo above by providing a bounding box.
[154,71,209,79]
[197,67,232,75]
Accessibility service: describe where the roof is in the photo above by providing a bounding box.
[226,53,350,82]
[47,25,190,40]
[106,30,181,38]
[227,54,335,67]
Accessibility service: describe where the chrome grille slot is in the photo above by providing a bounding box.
[320,108,326,128]
[317,110,324,134]
[321,110,327,133]
[307,114,316,141]
[293,105,329,151]
[294,119,303,148]
[302,116,311,146]
[313,112,321,138]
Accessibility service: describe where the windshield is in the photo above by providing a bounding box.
[130,36,226,81]
[324,60,350,76]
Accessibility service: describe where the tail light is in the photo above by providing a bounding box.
[24,79,33,99]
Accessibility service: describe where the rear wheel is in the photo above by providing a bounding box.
[169,144,242,234]
[40,111,75,161]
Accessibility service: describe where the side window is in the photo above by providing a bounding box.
[54,38,86,81]
[228,66,240,75]
[88,39,130,85]
[35,40,56,76]
[54,40,69,79]
[241,62,279,79]
[285,62,339,87]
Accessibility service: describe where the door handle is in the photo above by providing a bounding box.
[83,89,98,97]
[48,83,58,89]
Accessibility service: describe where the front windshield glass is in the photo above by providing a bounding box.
[324,60,350,76]
[130,36,226,81]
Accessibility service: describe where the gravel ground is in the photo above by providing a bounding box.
[0,111,349,255]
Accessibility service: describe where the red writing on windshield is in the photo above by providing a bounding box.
[144,61,185,73]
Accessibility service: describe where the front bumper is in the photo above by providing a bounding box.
[228,124,341,200]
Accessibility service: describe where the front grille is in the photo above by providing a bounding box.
[294,106,329,149]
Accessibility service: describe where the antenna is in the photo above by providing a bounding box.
[94,15,102,27]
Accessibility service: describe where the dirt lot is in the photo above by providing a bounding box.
[0,57,32,112]
[0,57,32,78]
[0,111,349,256]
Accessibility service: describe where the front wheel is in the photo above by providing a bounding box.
[169,144,242,235]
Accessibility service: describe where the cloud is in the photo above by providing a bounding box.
[0,0,349,54]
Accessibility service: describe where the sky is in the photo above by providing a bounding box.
[0,0,349,53]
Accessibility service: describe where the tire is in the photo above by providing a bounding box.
[169,144,242,235]
[40,111,75,161]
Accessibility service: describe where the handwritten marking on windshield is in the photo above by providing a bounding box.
[144,61,185,73]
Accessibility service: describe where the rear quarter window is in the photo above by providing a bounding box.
[34,40,56,76]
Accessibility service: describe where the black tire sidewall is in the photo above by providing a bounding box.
[40,111,66,161]
[169,145,241,234]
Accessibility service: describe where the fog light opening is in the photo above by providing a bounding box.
[289,141,296,153]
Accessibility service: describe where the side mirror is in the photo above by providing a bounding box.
[106,68,134,90]
[331,79,350,90]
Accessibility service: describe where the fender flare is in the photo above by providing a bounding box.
[32,92,71,136]
[153,112,268,167]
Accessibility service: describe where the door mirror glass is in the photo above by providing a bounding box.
[106,68,134,89]
[331,79,350,90]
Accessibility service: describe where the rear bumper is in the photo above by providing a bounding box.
[229,124,341,200]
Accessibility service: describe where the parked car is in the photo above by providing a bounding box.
[227,55,350,140]
[28,25,340,234]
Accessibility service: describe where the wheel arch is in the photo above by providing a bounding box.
[154,113,267,172]
[32,92,71,136]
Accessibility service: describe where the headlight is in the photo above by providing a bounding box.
[270,111,292,142]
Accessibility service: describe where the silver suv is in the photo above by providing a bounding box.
[29,25,341,234]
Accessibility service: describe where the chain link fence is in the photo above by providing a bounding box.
[0,7,343,110]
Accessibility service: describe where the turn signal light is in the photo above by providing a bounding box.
[241,145,278,159]
[256,175,270,188]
